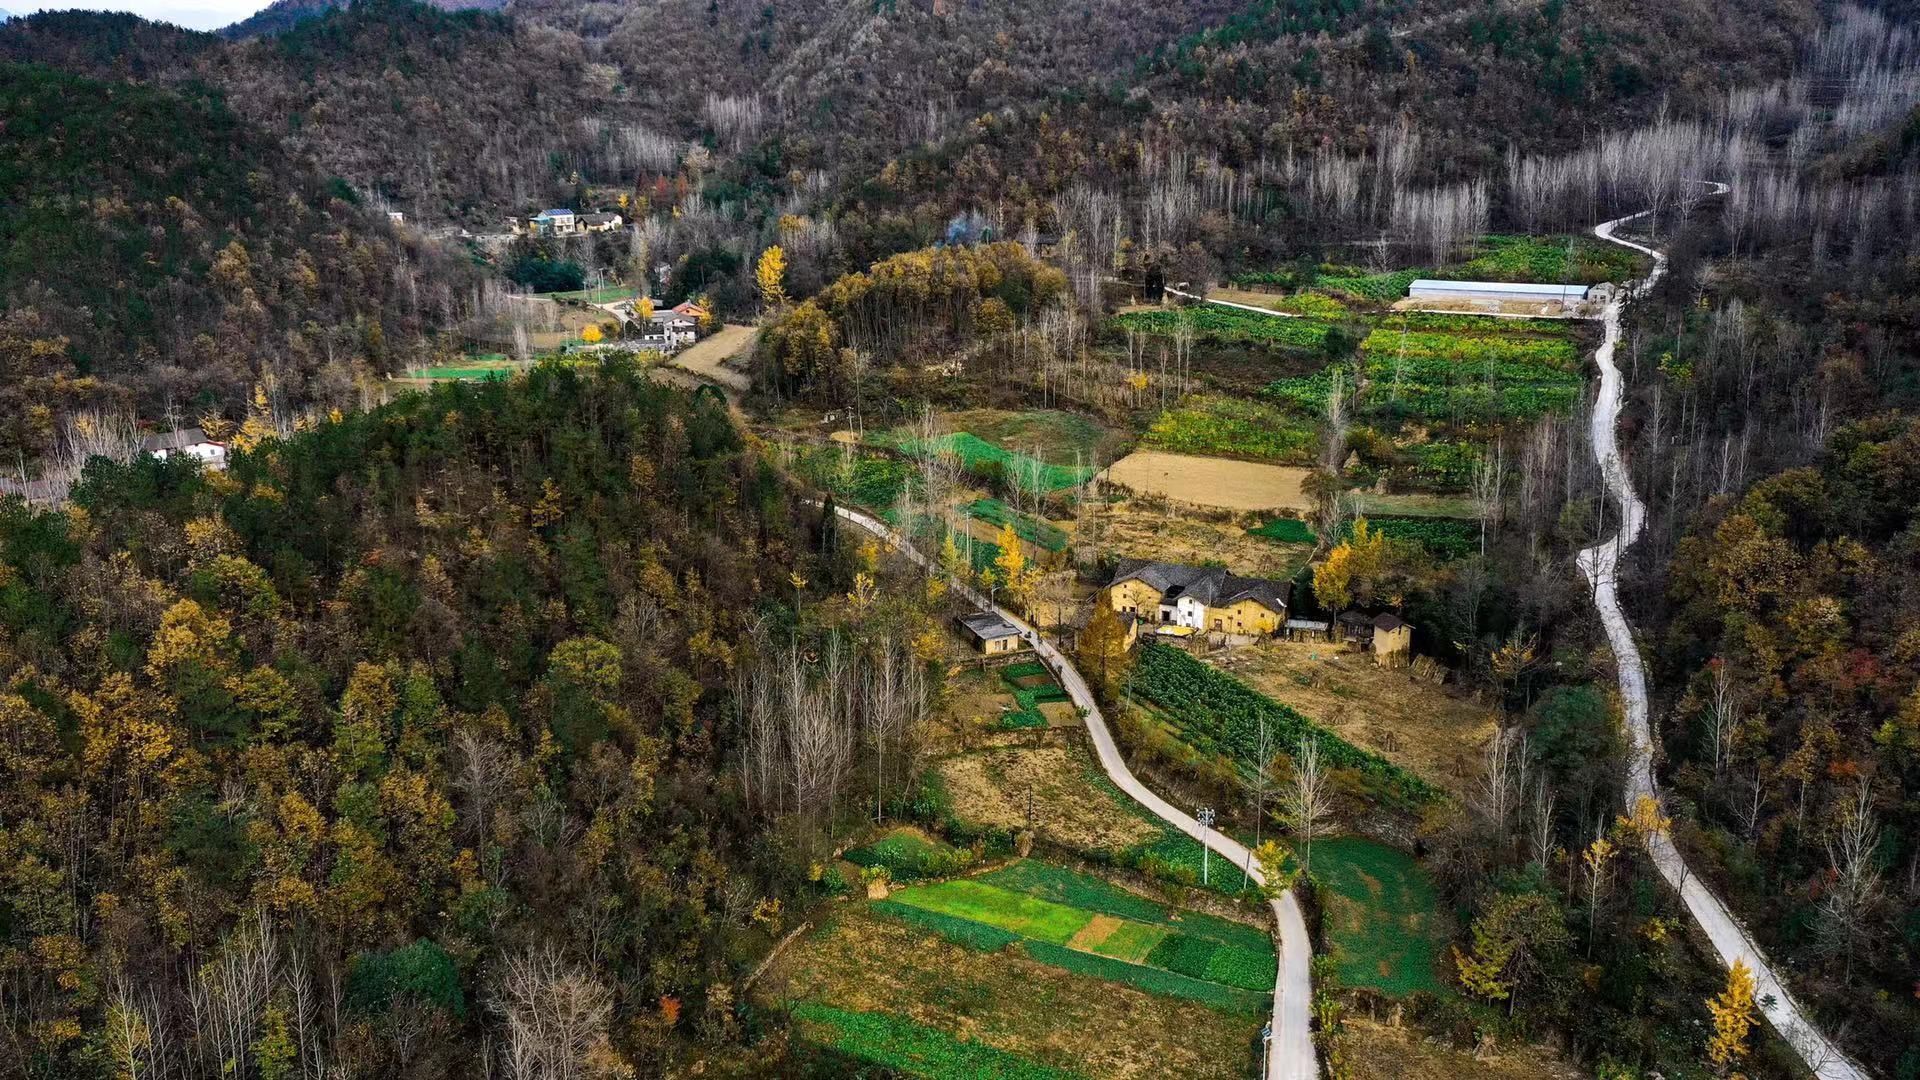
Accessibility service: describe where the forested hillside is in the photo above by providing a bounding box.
[0,60,475,459]
[0,361,932,1076]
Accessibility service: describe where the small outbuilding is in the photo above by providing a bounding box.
[957,611,1025,654]
[1407,279,1590,305]
[1369,613,1412,667]
[1282,617,1331,642]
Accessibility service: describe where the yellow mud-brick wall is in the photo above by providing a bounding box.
[1374,623,1412,665]
[1212,598,1283,636]
[1107,581,1163,618]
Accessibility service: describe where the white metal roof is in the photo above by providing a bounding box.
[1408,279,1589,298]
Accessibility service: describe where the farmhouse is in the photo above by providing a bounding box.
[580,212,624,232]
[1105,561,1291,637]
[957,611,1026,654]
[529,209,579,236]
[1407,279,1590,305]
[141,427,227,469]
[634,310,699,351]
[1336,611,1414,666]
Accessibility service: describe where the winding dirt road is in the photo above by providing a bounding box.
[1580,188,1865,1080]
[828,504,1318,1080]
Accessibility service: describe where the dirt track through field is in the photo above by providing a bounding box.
[1101,451,1314,511]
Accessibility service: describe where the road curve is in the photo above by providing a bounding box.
[828,504,1318,1080]
[1579,188,1866,1080]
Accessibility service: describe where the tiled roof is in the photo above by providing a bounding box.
[956,611,1021,640]
[1110,560,1291,615]
[141,427,210,452]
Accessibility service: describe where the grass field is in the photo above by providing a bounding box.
[843,827,966,882]
[1310,836,1446,997]
[413,357,523,380]
[792,1001,1086,1079]
[964,498,1068,551]
[537,284,640,304]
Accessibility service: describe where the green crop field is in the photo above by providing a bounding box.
[1142,394,1317,464]
[965,498,1068,551]
[1235,234,1643,296]
[976,860,1273,950]
[1309,836,1447,997]
[890,432,1095,493]
[878,861,1277,1013]
[1340,515,1479,560]
[889,880,1093,942]
[1247,518,1316,544]
[1131,644,1439,807]
[792,1002,1086,1079]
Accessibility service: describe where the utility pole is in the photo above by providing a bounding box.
[1197,806,1215,888]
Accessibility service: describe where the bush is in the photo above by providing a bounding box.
[1247,518,1316,544]
[346,939,466,1019]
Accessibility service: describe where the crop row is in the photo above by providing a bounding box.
[792,1002,1084,1079]
[1360,328,1578,370]
[976,860,1273,951]
[1131,644,1440,806]
[1339,516,1479,560]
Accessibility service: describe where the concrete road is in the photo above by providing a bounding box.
[827,504,1318,1080]
[1580,186,1864,1080]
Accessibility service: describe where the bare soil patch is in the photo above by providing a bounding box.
[1100,451,1314,512]
[1070,498,1311,579]
[1341,1017,1583,1080]
[935,743,1160,854]
[1215,640,1496,799]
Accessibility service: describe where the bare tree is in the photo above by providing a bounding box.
[1475,726,1530,840]
[493,945,615,1080]
[1280,737,1335,874]
[1703,658,1739,779]
[1817,781,1884,979]
[1239,716,1279,851]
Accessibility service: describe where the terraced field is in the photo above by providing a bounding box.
[764,859,1272,1079]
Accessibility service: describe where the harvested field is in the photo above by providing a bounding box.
[1341,1018,1583,1080]
[764,905,1257,1079]
[1218,640,1496,799]
[1071,499,1311,578]
[1099,451,1314,512]
[935,743,1161,854]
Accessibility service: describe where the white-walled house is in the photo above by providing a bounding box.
[142,428,227,469]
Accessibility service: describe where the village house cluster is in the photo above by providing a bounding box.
[511,208,625,237]
[1103,559,1411,665]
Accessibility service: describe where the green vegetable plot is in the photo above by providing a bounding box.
[1131,644,1439,806]
[792,1002,1086,1079]
[878,861,1277,1013]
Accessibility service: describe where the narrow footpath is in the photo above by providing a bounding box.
[1580,188,1866,1080]
[828,505,1318,1080]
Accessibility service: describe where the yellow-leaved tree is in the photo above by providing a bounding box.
[1707,959,1757,1074]
[581,323,603,344]
[755,245,788,310]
